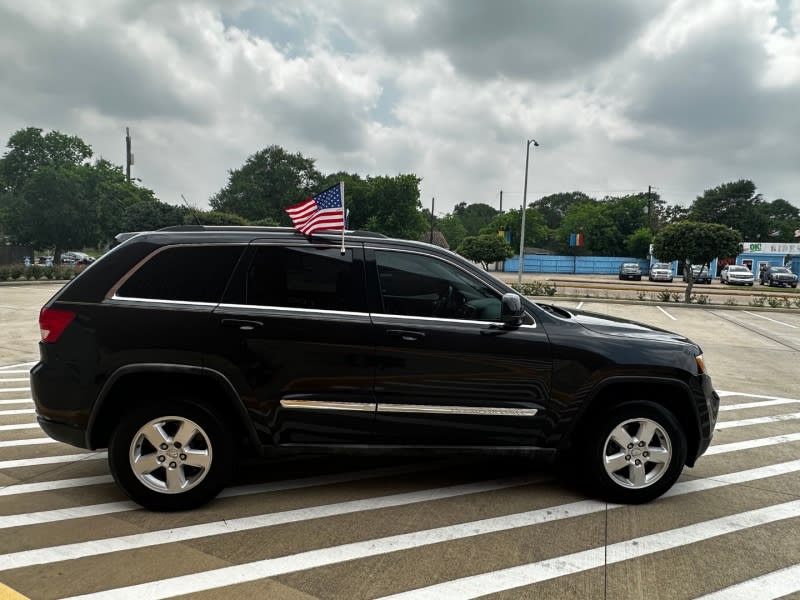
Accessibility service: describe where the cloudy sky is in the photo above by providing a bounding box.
[1,0,798,216]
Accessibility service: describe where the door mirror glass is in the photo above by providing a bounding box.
[500,293,524,326]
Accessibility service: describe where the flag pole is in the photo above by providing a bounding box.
[339,181,346,255]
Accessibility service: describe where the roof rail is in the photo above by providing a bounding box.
[155,225,387,238]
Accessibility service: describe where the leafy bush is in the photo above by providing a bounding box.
[636,291,647,301]
[511,281,558,297]
[27,265,44,280]
[657,289,672,302]
[0,267,10,281]
[691,294,710,304]
[724,298,737,306]
[748,297,766,307]
[670,292,682,303]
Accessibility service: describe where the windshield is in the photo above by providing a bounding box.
[730,266,749,272]
[654,263,670,269]
[773,267,791,274]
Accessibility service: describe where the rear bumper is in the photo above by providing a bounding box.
[37,416,90,449]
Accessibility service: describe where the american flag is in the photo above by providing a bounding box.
[285,184,345,235]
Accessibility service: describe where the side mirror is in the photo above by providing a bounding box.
[500,293,524,327]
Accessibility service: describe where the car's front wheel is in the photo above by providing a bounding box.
[583,402,687,504]
[109,399,234,511]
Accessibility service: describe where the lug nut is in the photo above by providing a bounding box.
[179,453,187,460]
[639,441,645,447]
[625,455,631,461]
[157,455,166,463]
[160,443,168,450]
[174,442,182,449]
[169,461,177,469]
[627,443,634,449]
[643,452,649,458]
[635,459,642,466]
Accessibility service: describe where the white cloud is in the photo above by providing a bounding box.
[0,0,797,215]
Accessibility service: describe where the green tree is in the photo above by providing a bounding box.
[530,191,594,229]
[437,214,468,249]
[210,145,323,222]
[3,166,95,260]
[121,200,186,232]
[688,180,767,240]
[557,202,624,256]
[456,234,514,270]
[482,208,548,250]
[652,222,742,302]
[0,127,93,192]
[452,202,499,237]
[185,210,249,226]
[625,227,653,258]
[763,198,800,242]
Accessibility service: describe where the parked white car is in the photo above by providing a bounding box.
[649,263,674,282]
[720,264,754,286]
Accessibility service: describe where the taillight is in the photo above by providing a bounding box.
[39,307,76,343]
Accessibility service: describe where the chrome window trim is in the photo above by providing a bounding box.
[218,303,371,319]
[110,295,218,307]
[376,404,539,417]
[371,312,538,329]
[280,399,376,412]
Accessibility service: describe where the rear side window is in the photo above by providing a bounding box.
[245,246,366,312]
[117,245,244,302]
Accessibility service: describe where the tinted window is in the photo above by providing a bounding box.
[118,245,244,302]
[375,250,501,321]
[245,246,366,312]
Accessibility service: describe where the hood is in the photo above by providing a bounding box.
[539,304,691,344]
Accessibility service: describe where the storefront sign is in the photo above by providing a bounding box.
[741,242,800,254]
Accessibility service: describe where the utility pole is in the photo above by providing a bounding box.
[430,197,435,244]
[125,127,133,183]
[499,190,503,213]
[647,185,654,232]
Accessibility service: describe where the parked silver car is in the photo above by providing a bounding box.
[720,264,754,286]
[649,263,673,282]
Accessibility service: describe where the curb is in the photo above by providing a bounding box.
[0,280,69,287]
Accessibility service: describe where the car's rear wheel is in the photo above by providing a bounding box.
[583,402,687,504]
[109,399,234,511]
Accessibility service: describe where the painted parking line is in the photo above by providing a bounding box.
[0,389,31,394]
[0,460,462,526]
[0,379,29,383]
[718,390,800,402]
[576,301,584,310]
[695,564,800,600]
[377,501,800,600]
[0,409,35,416]
[0,475,114,498]
[0,437,55,449]
[657,305,677,320]
[715,412,800,429]
[0,371,30,375]
[720,399,800,412]
[743,311,798,329]
[5,456,800,574]
[0,363,35,370]
[0,582,29,600]
[63,497,800,600]
[0,452,107,470]
[705,432,800,455]
[0,400,32,405]
[0,424,40,433]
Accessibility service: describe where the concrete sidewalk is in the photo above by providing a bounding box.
[0,283,63,365]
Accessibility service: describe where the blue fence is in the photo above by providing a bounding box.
[504,255,650,275]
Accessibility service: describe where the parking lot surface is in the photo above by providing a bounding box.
[1,283,800,599]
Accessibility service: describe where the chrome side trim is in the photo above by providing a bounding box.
[280,399,377,412]
[371,312,537,329]
[219,303,371,319]
[376,404,539,417]
[110,295,218,307]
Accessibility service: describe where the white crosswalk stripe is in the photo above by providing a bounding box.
[1,386,799,599]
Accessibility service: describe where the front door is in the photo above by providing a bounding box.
[367,247,552,448]
[208,241,376,446]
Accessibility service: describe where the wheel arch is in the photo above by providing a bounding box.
[87,364,262,455]
[565,377,702,467]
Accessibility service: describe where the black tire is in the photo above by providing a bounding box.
[109,399,235,511]
[582,401,687,504]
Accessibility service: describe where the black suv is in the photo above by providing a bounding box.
[759,266,798,288]
[32,226,719,510]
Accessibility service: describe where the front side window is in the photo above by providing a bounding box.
[375,250,502,321]
[117,245,244,302]
[245,246,366,312]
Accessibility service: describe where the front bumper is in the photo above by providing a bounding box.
[691,374,720,465]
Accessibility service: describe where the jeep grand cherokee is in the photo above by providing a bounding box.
[32,226,719,510]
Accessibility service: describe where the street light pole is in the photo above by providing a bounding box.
[517,138,539,286]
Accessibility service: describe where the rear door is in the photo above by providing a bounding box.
[208,240,376,446]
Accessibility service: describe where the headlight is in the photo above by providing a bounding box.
[695,354,707,374]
